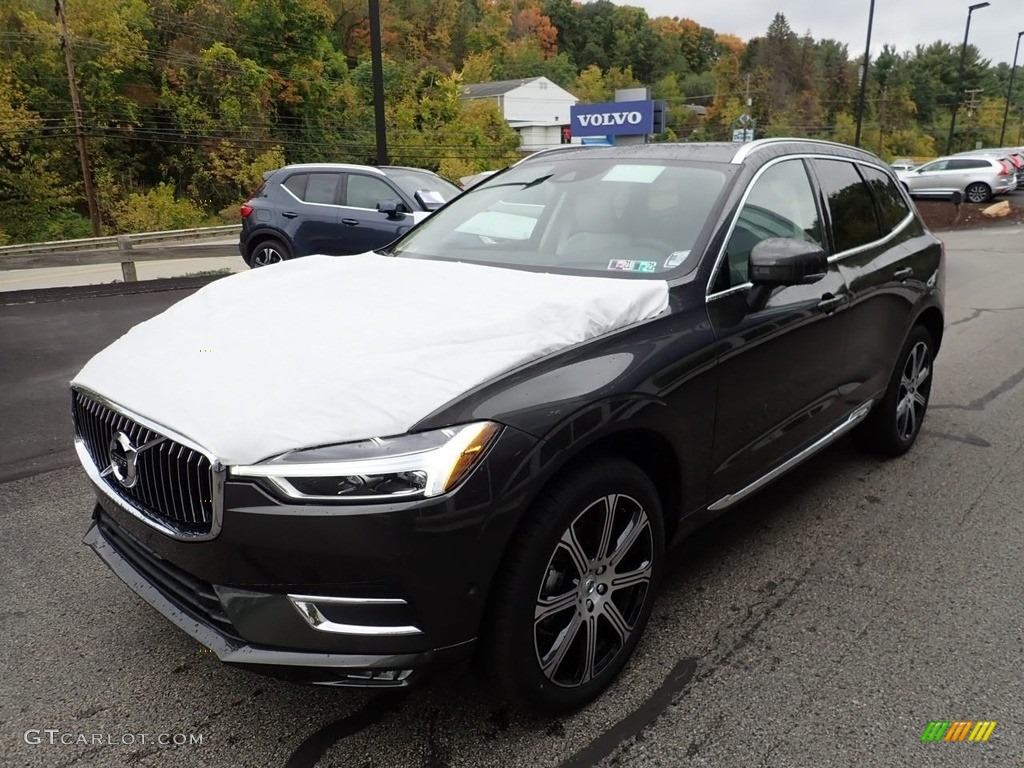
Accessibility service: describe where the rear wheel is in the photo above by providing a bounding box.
[856,325,935,456]
[485,458,664,714]
[964,182,991,204]
[249,237,289,267]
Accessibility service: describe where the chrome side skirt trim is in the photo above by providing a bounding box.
[288,595,423,636]
[707,400,874,512]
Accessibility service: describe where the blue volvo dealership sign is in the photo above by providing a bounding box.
[570,100,654,137]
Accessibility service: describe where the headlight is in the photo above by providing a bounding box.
[231,422,501,502]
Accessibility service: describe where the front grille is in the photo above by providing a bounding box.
[96,510,242,643]
[73,390,215,536]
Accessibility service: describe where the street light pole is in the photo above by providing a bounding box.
[946,2,990,155]
[999,31,1024,147]
[854,0,876,148]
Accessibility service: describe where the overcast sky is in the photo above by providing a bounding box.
[632,1,1024,66]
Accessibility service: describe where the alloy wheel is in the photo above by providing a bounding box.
[965,183,990,204]
[252,244,284,267]
[533,493,654,688]
[895,340,931,442]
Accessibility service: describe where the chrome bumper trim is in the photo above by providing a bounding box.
[288,594,423,636]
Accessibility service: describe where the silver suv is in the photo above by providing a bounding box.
[897,155,1016,203]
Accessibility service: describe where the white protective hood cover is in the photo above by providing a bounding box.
[73,254,669,466]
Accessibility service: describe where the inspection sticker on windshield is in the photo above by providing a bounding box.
[608,259,657,273]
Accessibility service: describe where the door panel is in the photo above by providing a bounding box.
[706,158,850,499]
[707,273,849,499]
[336,174,417,255]
[830,165,943,408]
[282,172,342,256]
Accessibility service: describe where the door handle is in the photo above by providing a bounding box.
[894,267,913,281]
[342,218,360,226]
[282,211,299,219]
[817,293,844,312]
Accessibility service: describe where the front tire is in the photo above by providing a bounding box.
[485,458,665,714]
[856,325,935,456]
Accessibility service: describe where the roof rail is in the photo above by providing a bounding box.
[512,144,600,166]
[730,138,879,164]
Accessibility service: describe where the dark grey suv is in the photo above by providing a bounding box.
[74,139,944,714]
[239,163,461,267]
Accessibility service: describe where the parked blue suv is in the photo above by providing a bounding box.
[239,163,462,267]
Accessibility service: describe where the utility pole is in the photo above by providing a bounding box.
[55,0,100,236]
[877,87,887,155]
[854,0,876,148]
[965,88,984,118]
[368,0,389,165]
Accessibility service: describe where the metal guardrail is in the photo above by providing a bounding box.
[0,224,242,281]
[0,224,241,257]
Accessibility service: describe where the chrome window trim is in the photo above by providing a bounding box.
[288,595,423,636]
[707,399,874,512]
[826,211,912,264]
[72,386,225,541]
[706,154,914,301]
[705,154,824,300]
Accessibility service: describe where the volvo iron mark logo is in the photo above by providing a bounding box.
[108,431,139,488]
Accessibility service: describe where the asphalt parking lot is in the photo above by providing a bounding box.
[1,227,1022,767]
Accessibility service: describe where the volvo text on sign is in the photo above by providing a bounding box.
[569,100,655,137]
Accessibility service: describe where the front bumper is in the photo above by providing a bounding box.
[83,425,540,686]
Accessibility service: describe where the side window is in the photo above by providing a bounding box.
[346,175,401,210]
[282,174,307,200]
[919,159,948,173]
[719,159,822,290]
[947,159,982,170]
[304,173,341,204]
[859,166,910,234]
[814,159,881,253]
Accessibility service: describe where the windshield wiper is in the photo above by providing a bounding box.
[479,174,552,191]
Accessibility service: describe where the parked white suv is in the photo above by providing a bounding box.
[897,155,1016,203]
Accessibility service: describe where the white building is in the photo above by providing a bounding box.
[460,77,578,153]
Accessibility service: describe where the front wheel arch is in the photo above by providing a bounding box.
[482,457,666,713]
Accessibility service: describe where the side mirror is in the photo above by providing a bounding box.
[746,238,827,311]
[376,199,404,219]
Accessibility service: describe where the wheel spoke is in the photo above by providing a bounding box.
[596,494,617,561]
[559,526,590,579]
[539,611,582,679]
[896,398,910,437]
[600,598,633,643]
[914,363,931,388]
[912,390,928,410]
[610,562,653,593]
[535,589,577,624]
[580,614,598,684]
[608,512,649,569]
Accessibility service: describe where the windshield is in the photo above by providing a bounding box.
[391,157,729,277]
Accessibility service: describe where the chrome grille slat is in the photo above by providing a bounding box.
[186,450,198,525]
[72,391,215,535]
